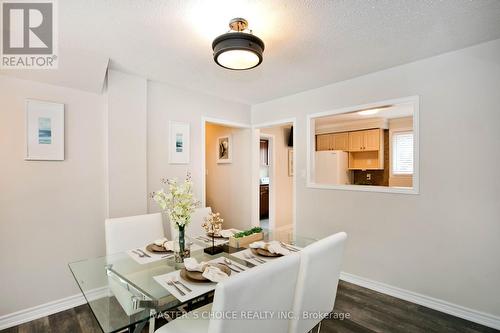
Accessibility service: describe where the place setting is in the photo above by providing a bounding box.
[153,257,246,302]
[231,240,302,265]
[127,237,202,265]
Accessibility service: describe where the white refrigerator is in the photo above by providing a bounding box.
[315,150,350,185]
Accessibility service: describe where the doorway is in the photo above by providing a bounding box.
[253,119,296,234]
[202,117,252,231]
[259,135,272,230]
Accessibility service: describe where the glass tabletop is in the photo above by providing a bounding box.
[68,230,316,333]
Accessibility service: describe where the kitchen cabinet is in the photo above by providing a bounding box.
[348,129,381,152]
[259,184,269,219]
[348,129,384,170]
[316,128,384,170]
[348,131,365,152]
[364,129,381,151]
[316,132,349,151]
[332,132,349,150]
[316,134,331,151]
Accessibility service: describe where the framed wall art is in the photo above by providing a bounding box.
[25,99,65,161]
[168,121,190,164]
[217,135,232,164]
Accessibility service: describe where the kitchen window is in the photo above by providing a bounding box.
[392,131,413,175]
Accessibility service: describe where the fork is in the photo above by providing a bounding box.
[280,242,299,252]
[244,253,265,264]
[136,249,151,258]
[224,258,246,271]
[250,254,266,263]
[173,277,192,293]
[166,279,185,296]
[132,250,144,258]
[219,262,241,273]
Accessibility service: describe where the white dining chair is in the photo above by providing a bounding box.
[105,212,165,333]
[288,232,347,333]
[105,212,165,254]
[155,253,301,333]
[170,207,212,239]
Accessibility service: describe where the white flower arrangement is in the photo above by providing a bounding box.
[152,173,199,228]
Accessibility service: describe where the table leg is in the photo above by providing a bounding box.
[128,320,147,333]
[148,309,156,333]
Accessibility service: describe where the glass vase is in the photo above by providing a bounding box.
[174,224,191,263]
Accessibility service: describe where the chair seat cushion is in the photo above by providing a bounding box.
[155,304,212,333]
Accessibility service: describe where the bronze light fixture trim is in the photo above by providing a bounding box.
[212,18,265,70]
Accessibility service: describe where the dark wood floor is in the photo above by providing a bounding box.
[2,281,498,333]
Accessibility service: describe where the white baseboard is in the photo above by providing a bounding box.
[0,287,108,330]
[340,272,500,330]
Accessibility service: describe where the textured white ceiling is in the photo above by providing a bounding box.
[6,0,500,102]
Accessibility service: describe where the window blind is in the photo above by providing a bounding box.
[392,132,413,175]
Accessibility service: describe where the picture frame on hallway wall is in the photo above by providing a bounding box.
[25,99,65,161]
[168,121,190,164]
[217,135,232,164]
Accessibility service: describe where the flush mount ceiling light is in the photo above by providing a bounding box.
[357,105,393,116]
[358,109,380,116]
[212,18,265,70]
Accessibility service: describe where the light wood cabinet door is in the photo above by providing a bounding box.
[316,134,331,151]
[332,132,349,150]
[364,129,380,151]
[348,131,364,151]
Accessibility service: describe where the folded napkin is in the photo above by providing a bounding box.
[249,240,290,255]
[202,265,229,282]
[184,257,206,272]
[183,258,229,283]
[219,229,235,238]
[154,238,174,251]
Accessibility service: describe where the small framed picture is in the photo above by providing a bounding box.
[169,121,190,164]
[288,148,294,176]
[25,99,65,161]
[217,135,232,164]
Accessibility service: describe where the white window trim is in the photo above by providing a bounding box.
[306,95,419,195]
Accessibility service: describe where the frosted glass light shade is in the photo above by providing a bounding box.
[216,49,260,70]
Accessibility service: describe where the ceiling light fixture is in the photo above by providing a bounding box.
[357,105,393,116]
[212,18,265,70]
[358,109,380,116]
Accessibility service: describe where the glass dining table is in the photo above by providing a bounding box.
[68,230,316,333]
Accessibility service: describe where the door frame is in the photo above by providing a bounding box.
[251,118,297,234]
[201,117,251,207]
[259,133,275,231]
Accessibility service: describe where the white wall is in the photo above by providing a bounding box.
[205,124,252,231]
[147,80,251,236]
[251,39,500,317]
[107,70,148,218]
[0,71,251,320]
[0,75,106,315]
